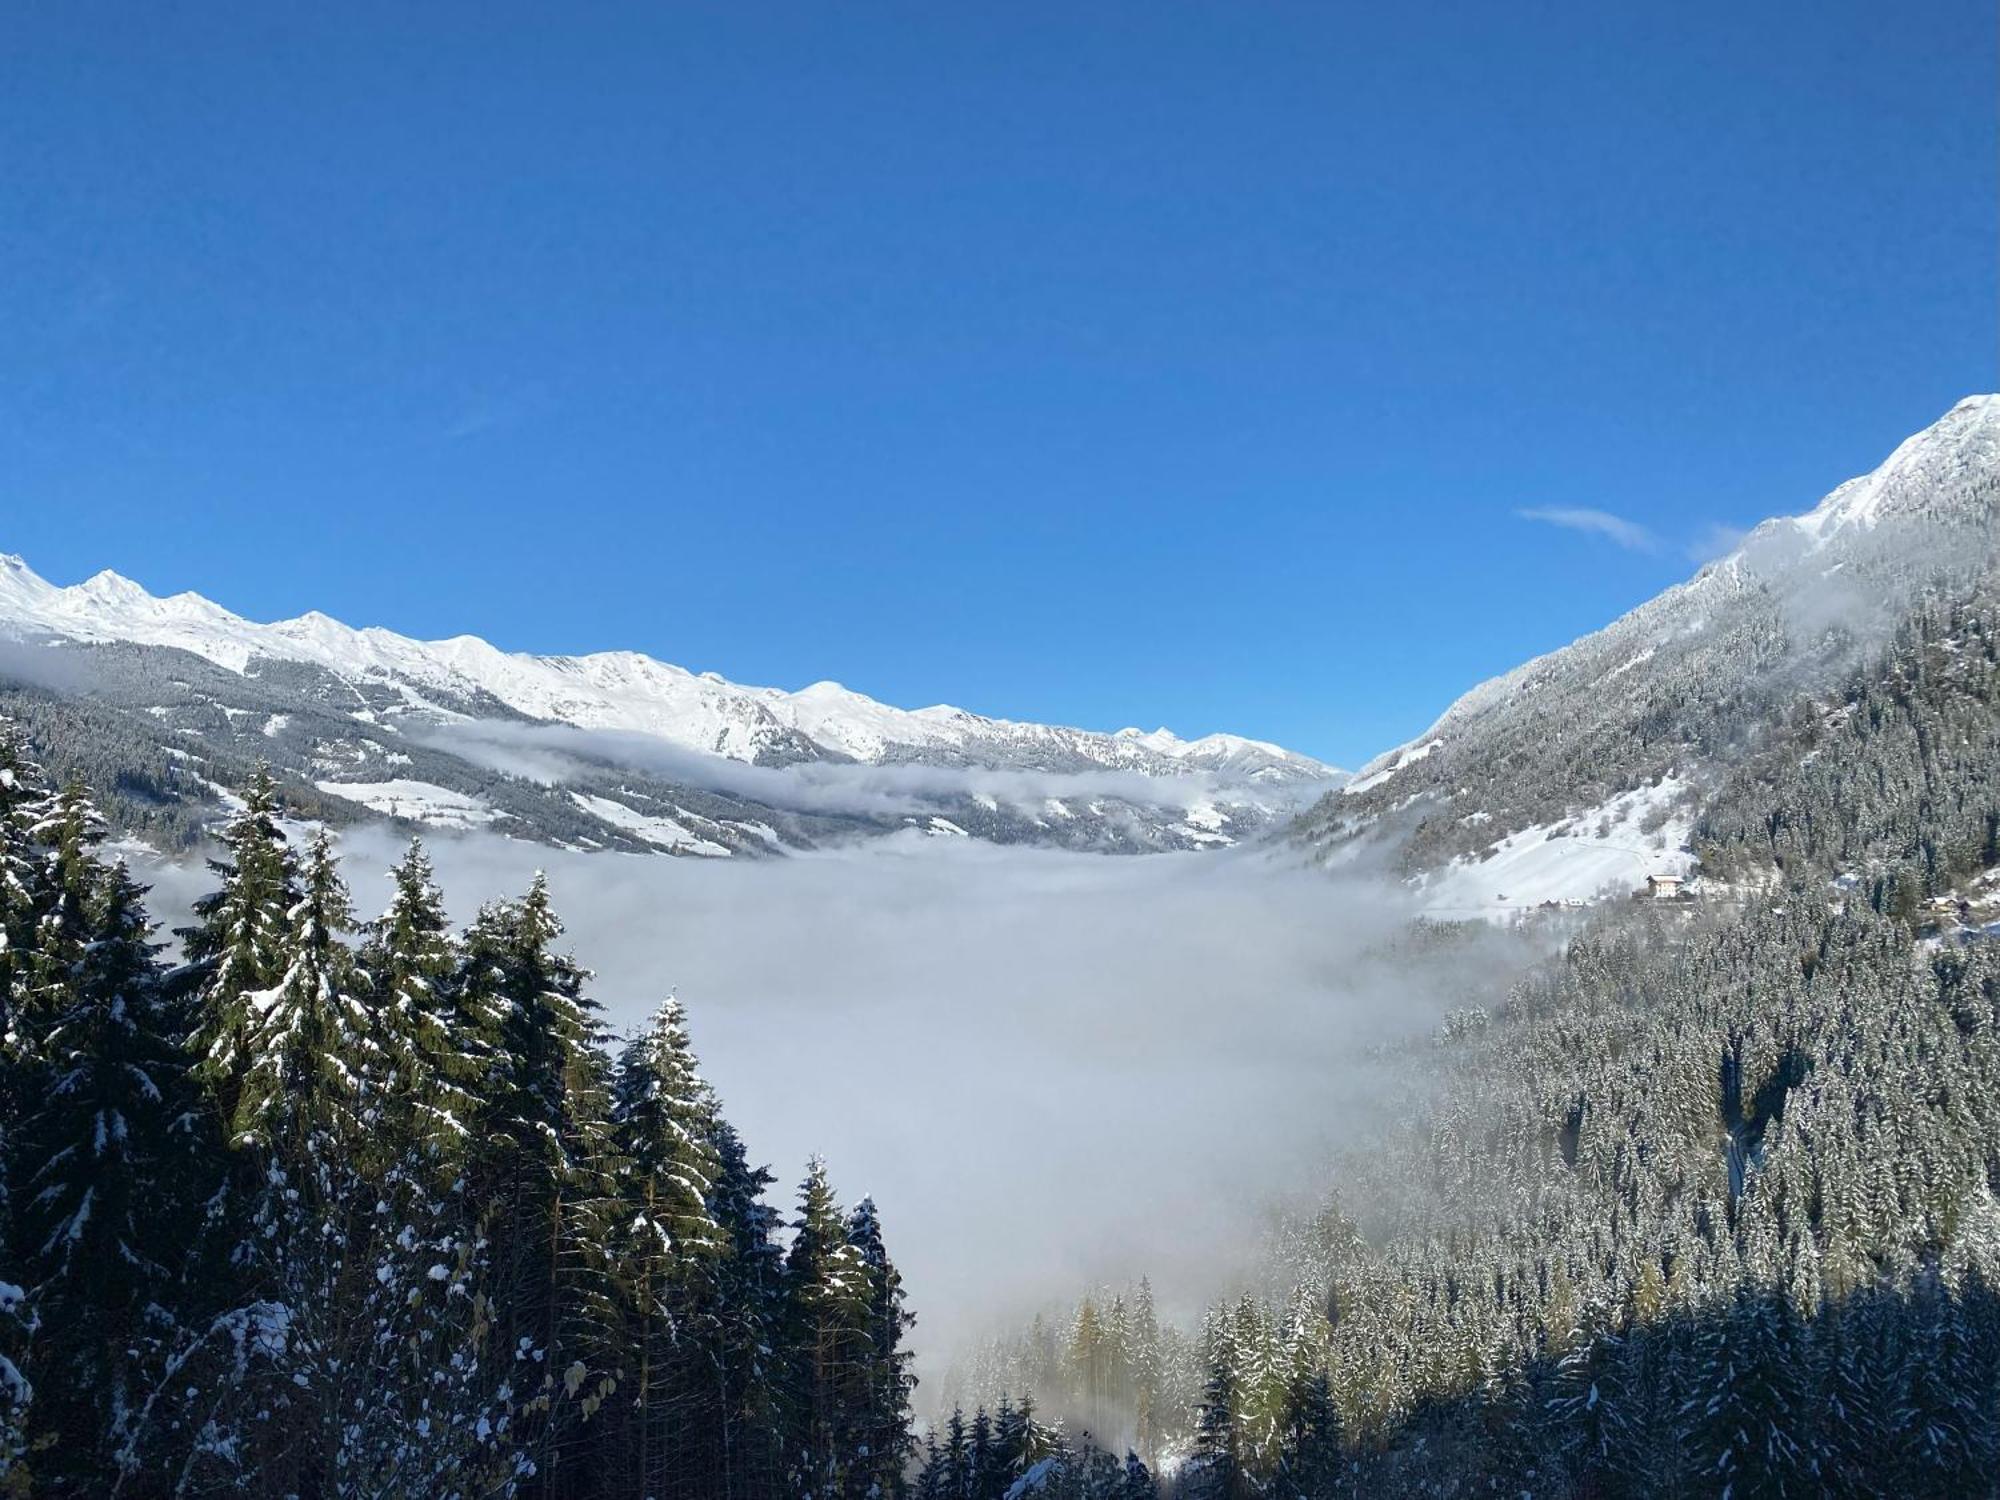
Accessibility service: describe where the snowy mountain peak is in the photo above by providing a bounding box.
[0,552,1339,795]
[1305,394,2000,893]
[1778,392,1998,553]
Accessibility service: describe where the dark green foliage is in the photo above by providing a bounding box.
[912,1398,1154,1500]
[357,837,487,1176]
[13,832,198,1488]
[603,997,727,1498]
[180,768,302,1139]
[0,743,914,1497]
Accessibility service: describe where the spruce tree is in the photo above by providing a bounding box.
[0,723,50,1046]
[462,873,621,1493]
[785,1155,871,1496]
[607,996,726,1498]
[0,724,48,1491]
[233,828,372,1157]
[358,836,486,1177]
[1191,1329,1246,1500]
[14,846,198,1487]
[705,1115,789,1498]
[847,1193,917,1496]
[181,768,301,1135]
[12,778,104,1067]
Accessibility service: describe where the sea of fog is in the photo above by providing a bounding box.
[136,827,1527,1371]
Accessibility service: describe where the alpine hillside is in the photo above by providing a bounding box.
[1294,394,2000,914]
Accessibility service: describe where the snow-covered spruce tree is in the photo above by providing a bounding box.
[158,830,526,1498]
[13,847,200,1489]
[357,836,487,1178]
[846,1193,917,1496]
[784,1155,875,1497]
[0,731,50,1491]
[1186,1318,1246,1500]
[703,1114,790,1499]
[0,722,50,1047]
[228,828,374,1159]
[461,873,622,1495]
[323,834,529,1498]
[172,827,373,1492]
[11,778,104,1066]
[181,768,301,1138]
[603,996,725,1498]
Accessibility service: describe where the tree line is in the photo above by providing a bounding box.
[0,726,914,1498]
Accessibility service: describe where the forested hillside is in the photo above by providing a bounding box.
[951,556,2000,1489]
[1295,396,1999,881]
[0,727,915,1498]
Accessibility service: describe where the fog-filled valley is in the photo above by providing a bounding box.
[132,824,1537,1370]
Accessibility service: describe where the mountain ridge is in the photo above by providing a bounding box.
[0,552,1330,784]
[1297,393,2000,904]
[0,552,1338,857]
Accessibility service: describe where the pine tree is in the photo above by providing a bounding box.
[607,997,726,1498]
[1190,1328,1245,1500]
[11,778,104,1066]
[785,1155,872,1497]
[14,850,197,1488]
[0,723,50,1047]
[936,1407,971,1499]
[847,1193,917,1496]
[184,828,397,1493]
[706,1116,790,1498]
[462,873,621,1494]
[233,828,372,1157]
[1275,1366,1342,1499]
[358,836,486,1178]
[181,768,301,1136]
[0,723,49,1490]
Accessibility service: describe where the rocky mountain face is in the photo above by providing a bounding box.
[0,558,1338,856]
[1293,395,2000,907]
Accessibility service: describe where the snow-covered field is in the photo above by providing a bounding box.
[314,779,501,829]
[1416,778,1695,918]
[571,792,731,857]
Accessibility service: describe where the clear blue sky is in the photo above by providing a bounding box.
[3,2,1992,766]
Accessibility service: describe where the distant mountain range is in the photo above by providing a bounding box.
[8,396,1991,877]
[0,555,1340,856]
[1293,394,2000,910]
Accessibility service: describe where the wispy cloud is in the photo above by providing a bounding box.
[1516,506,1658,552]
[439,383,549,442]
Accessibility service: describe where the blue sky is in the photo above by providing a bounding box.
[3,2,1992,767]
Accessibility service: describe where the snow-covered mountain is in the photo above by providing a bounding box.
[0,556,1338,856]
[1295,394,2000,909]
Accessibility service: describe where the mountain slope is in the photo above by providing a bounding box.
[0,557,1337,855]
[1294,394,2000,905]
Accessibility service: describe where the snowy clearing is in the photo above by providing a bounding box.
[1417,778,1695,918]
[315,779,501,829]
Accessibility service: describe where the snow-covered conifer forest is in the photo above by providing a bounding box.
[0,744,932,1496]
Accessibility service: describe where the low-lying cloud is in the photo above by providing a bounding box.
[319,830,1522,1370]
[418,718,1321,821]
[133,825,1529,1374]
